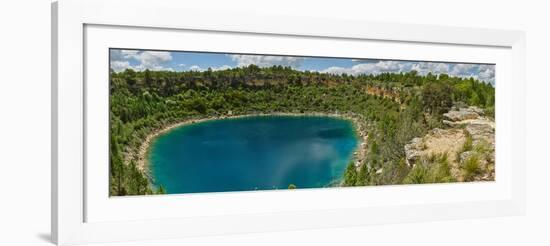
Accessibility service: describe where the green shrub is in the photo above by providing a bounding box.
[473,139,491,155]
[355,163,368,186]
[463,154,481,181]
[432,152,454,183]
[403,164,429,184]
[461,131,473,152]
[404,153,455,184]
[156,185,166,194]
[485,106,495,119]
[343,162,357,187]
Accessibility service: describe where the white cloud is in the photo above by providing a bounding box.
[445,63,495,84]
[410,62,450,75]
[321,61,409,76]
[188,65,202,71]
[229,55,304,68]
[120,50,140,59]
[110,50,173,72]
[212,65,233,71]
[110,60,131,72]
[132,51,172,71]
[319,60,494,85]
[186,64,233,72]
[109,49,495,85]
[450,63,475,75]
[476,65,495,84]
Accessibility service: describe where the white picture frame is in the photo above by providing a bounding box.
[52,0,526,245]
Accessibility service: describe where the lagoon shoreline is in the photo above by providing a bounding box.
[130,112,369,188]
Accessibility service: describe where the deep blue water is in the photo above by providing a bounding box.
[149,115,358,194]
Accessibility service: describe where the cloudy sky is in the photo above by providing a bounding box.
[110,49,495,85]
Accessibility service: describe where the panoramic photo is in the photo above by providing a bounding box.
[109,48,495,196]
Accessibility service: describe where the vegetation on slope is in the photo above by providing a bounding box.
[109,65,495,196]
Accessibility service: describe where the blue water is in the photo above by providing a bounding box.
[149,115,358,194]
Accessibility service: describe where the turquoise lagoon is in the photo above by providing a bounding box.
[149,115,358,194]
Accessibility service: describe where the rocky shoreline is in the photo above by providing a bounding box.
[127,112,369,183]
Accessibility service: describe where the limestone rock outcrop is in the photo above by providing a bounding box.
[404,106,495,181]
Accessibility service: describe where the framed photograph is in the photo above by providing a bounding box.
[52,0,526,245]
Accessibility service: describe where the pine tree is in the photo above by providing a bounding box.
[343,162,357,187]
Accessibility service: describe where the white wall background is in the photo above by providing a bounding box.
[1,0,548,245]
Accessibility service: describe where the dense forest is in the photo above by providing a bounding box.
[109,64,495,196]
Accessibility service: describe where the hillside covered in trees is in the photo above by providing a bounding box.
[109,65,495,196]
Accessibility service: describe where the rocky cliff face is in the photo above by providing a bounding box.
[404,106,495,182]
